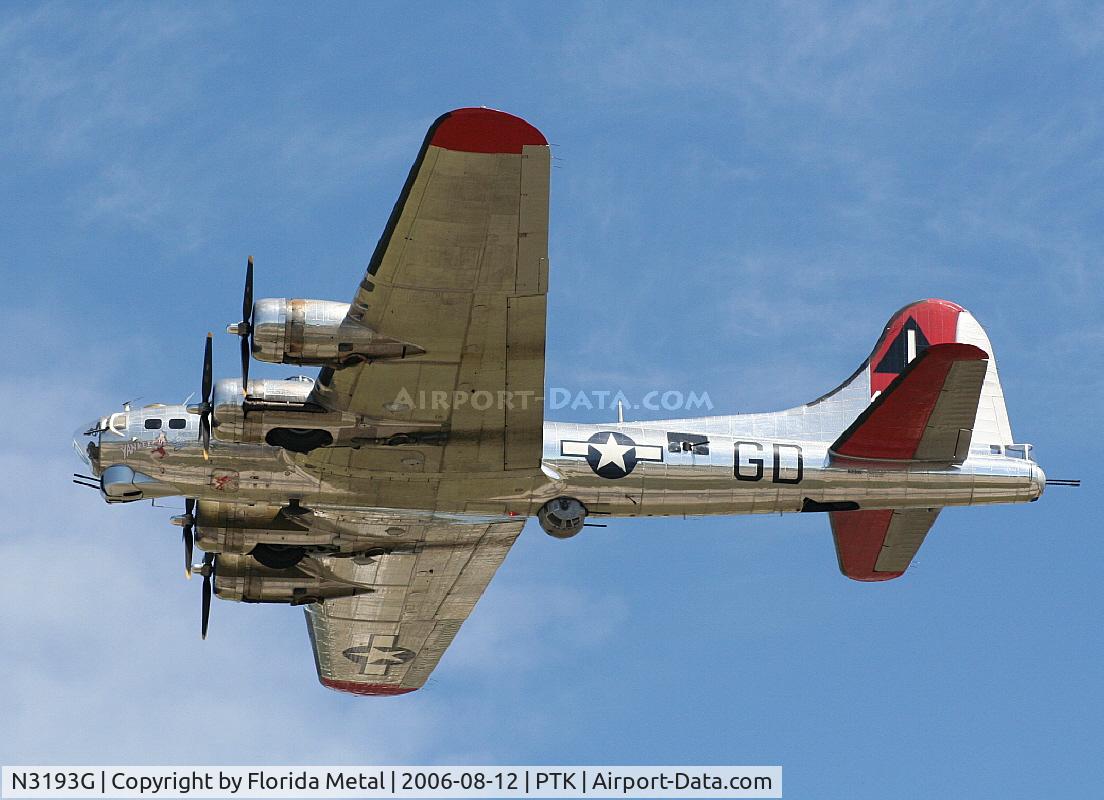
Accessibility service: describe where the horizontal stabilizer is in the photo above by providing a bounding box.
[830,343,988,464]
[831,508,940,581]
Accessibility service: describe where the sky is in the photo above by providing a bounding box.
[1,2,1101,797]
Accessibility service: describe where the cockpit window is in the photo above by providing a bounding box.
[144,418,162,430]
[168,418,187,429]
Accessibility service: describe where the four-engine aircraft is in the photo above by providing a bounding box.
[73,108,1055,696]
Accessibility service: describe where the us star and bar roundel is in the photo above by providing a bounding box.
[560,431,665,479]
[342,635,416,677]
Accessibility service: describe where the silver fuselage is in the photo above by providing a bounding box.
[75,403,1044,520]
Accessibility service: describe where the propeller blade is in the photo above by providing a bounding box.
[243,255,254,327]
[199,413,211,461]
[200,552,214,640]
[183,526,194,579]
[201,575,211,639]
[240,335,250,394]
[239,257,254,396]
[183,498,197,577]
[201,332,213,404]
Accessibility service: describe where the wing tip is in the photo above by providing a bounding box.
[841,569,905,582]
[320,678,418,697]
[429,107,547,154]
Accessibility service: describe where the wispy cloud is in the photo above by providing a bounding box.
[1,5,416,252]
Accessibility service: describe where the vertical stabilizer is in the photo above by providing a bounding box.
[807,299,1014,449]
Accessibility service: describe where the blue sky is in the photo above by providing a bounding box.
[1,2,1101,797]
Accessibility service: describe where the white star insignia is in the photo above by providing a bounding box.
[368,647,408,665]
[591,433,633,473]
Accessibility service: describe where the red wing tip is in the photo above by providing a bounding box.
[844,571,904,582]
[430,107,547,154]
[320,678,417,697]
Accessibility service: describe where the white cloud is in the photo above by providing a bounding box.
[0,5,416,251]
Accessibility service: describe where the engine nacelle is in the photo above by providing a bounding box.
[213,374,316,418]
[193,501,319,555]
[538,497,588,539]
[208,373,440,453]
[247,298,422,368]
[211,376,335,450]
[212,553,370,605]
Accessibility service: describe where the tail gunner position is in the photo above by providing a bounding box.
[72,108,1067,696]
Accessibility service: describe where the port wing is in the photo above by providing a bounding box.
[307,108,550,475]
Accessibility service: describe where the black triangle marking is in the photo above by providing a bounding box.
[874,317,930,375]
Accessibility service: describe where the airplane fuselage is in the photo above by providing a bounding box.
[76,404,1044,521]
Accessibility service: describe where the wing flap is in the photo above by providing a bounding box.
[830,343,989,463]
[831,508,940,581]
[504,293,547,469]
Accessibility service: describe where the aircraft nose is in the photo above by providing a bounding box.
[72,420,103,472]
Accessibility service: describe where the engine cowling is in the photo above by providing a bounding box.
[248,298,422,368]
[192,501,320,555]
[213,374,315,416]
[208,372,436,453]
[212,553,370,605]
[211,375,337,449]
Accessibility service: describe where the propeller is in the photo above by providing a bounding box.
[181,498,196,579]
[193,551,216,639]
[186,333,214,460]
[227,255,254,394]
[171,499,200,578]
